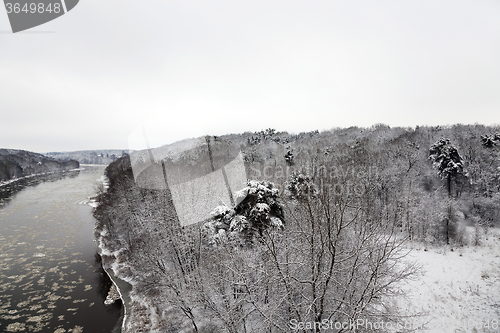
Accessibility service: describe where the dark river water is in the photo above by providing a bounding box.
[0,166,122,333]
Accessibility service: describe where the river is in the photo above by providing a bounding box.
[0,166,122,333]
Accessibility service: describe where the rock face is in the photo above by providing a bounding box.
[0,148,80,182]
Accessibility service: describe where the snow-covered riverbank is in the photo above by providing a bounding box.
[105,268,132,333]
[0,168,83,188]
[94,226,151,333]
[79,174,109,207]
[92,172,136,333]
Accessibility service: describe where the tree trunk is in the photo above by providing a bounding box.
[446,174,451,245]
[447,173,452,198]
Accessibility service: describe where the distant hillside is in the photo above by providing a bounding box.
[0,149,79,182]
[45,150,127,165]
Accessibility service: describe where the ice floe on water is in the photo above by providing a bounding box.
[0,166,121,332]
[72,299,87,304]
[28,304,41,311]
[0,239,94,330]
[5,322,26,332]
[26,313,53,322]
[70,325,83,333]
[78,197,99,208]
[52,325,84,333]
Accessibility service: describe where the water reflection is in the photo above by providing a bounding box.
[0,170,80,209]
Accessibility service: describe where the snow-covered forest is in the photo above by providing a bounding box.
[0,149,79,183]
[93,124,500,333]
[46,150,127,165]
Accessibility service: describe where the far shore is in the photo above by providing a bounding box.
[0,168,83,188]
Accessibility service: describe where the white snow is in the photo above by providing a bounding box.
[394,228,500,333]
[78,174,108,207]
[0,168,84,188]
[210,205,231,217]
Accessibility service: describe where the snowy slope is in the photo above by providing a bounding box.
[395,228,500,333]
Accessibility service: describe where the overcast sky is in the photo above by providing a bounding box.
[1,0,500,153]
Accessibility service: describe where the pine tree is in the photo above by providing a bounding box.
[481,133,500,149]
[204,180,284,246]
[429,138,464,198]
[429,138,464,244]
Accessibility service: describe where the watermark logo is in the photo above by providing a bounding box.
[249,162,379,196]
[289,318,426,332]
[128,125,248,227]
[3,0,78,33]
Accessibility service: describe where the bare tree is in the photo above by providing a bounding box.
[197,175,419,332]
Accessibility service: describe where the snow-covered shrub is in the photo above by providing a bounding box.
[284,148,294,166]
[203,180,284,246]
[285,172,318,201]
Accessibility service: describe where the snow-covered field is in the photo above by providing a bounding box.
[394,228,500,333]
